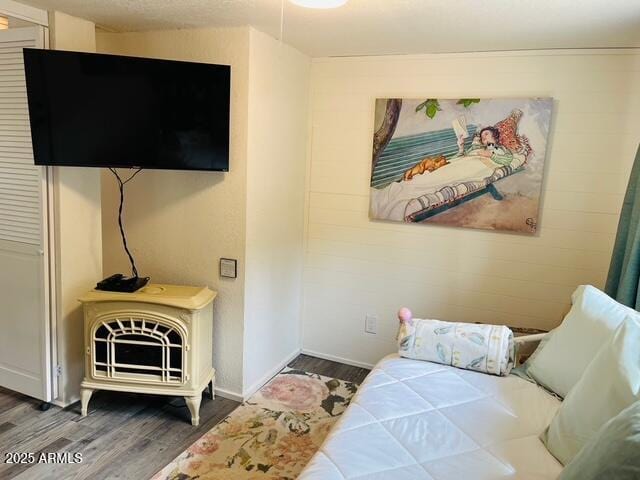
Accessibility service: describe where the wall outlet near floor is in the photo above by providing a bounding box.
[365,314,378,334]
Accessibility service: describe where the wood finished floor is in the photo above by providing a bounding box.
[0,354,370,480]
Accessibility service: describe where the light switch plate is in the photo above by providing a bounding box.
[220,258,237,278]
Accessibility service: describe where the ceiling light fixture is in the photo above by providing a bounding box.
[288,0,348,9]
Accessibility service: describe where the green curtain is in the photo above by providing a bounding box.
[605,145,640,309]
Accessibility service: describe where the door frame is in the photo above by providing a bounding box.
[0,12,56,402]
[0,0,48,27]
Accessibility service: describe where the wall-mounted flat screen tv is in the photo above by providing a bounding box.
[23,49,230,171]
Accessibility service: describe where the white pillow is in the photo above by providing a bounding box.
[526,285,639,398]
[542,317,640,465]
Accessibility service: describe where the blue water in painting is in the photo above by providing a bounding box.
[371,125,476,189]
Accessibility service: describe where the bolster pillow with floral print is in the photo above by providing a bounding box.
[397,315,515,376]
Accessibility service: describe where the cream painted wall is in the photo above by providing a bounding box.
[50,10,94,51]
[49,11,101,405]
[96,27,250,397]
[242,28,309,395]
[303,50,640,368]
[96,26,311,398]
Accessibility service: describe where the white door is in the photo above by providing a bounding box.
[0,26,53,402]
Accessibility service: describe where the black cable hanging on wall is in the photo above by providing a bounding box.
[108,167,143,278]
[95,167,149,292]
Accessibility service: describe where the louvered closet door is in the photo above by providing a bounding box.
[0,26,52,402]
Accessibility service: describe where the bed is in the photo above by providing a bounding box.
[370,153,527,222]
[298,352,563,480]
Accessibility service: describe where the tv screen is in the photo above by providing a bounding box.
[23,49,230,171]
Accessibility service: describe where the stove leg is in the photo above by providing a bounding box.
[80,388,94,417]
[185,395,201,426]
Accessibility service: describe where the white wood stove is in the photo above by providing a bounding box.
[78,284,216,426]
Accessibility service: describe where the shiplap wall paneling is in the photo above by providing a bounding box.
[302,50,640,367]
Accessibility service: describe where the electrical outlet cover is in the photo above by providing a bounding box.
[365,314,378,334]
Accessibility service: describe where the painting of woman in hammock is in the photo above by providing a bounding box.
[369,97,552,234]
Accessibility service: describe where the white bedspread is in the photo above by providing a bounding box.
[370,154,526,221]
[299,354,563,480]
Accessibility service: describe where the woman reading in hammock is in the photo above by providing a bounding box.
[371,125,524,222]
[453,126,514,167]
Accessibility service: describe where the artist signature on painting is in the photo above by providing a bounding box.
[526,218,537,232]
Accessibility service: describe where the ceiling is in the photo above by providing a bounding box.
[20,0,640,57]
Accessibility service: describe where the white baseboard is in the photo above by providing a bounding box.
[51,383,244,405]
[51,349,366,407]
[56,387,244,405]
[214,387,244,403]
[52,398,72,409]
[301,349,375,370]
[52,391,80,409]
[241,348,302,400]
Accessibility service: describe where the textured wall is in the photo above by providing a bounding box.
[242,28,310,395]
[97,27,250,397]
[302,50,640,367]
[50,11,101,406]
